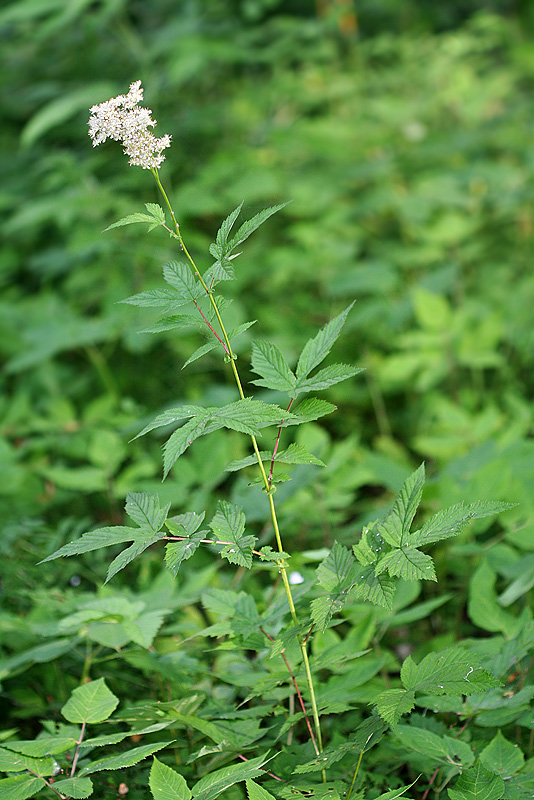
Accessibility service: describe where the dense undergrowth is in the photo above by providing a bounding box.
[1,2,534,799]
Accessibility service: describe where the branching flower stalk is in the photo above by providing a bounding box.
[89,81,324,758]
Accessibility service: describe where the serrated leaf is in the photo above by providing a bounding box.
[120,287,195,313]
[210,502,255,568]
[191,753,270,800]
[353,565,396,608]
[312,543,357,630]
[52,777,93,798]
[183,319,257,369]
[125,492,170,532]
[79,741,172,776]
[228,203,289,250]
[162,261,202,303]
[378,464,425,547]
[215,203,244,250]
[140,314,200,334]
[280,397,336,426]
[0,775,46,800]
[39,526,145,563]
[294,364,364,395]
[250,340,296,393]
[225,443,324,473]
[61,678,119,724]
[400,648,501,695]
[375,688,416,726]
[246,781,277,800]
[214,398,296,435]
[103,203,165,232]
[1,739,76,757]
[105,530,165,583]
[480,731,525,777]
[294,715,386,772]
[376,547,437,582]
[448,763,504,800]
[150,757,192,800]
[133,405,206,440]
[167,511,206,536]
[0,747,54,776]
[165,532,205,576]
[163,416,212,477]
[410,500,516,548]
[393,725,474,768]
[296,303,355,380]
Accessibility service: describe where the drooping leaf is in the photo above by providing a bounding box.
[294,364,364,396]
[353,565,396,609]
[133,405,206,440]
[0,748,54,776]
[182,321,256,369]
[213,398,297,435]
[120,287,195,313]
[250,340,296,393]
[447,763,504,800]
[61,678,119,724]
[296,303,355,380]
[149,757,192,800]
[79,741,172,776]
[311,543,358,631]
[39,527,146,563]
[163,415,212,478]
[165,532,205,576]
[294,715,386,772]
[105,530,165,584]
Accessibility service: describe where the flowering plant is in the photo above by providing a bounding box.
[0,82,515,800]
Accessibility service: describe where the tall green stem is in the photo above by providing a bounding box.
[152,169,324,758]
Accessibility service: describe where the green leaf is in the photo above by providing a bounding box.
[480,731,525,777]
[125,492,170,532]
[228,202,289,251]
[311,543,357,631]
[61,678,119,724]
[410,500,516,547]
[0,747,54,776]
[378,464,425,547]
[225,443,324,472]
[0,775,46,800]
[296,303,355,380]
[182,321,256,369]
[281,397,336,426]
[294,364,364,395]
[375,688,416,726]
[294,715,386,772]
[51,777,93,798]
[250,340,296,393]
[39,527,144,562]
[246,780,277,800]
[163,416,212,478]
[162,261,202,303]
[191,753,270,800]
[119,287,194,313]
[215,203,244,251]
[401,648,501,695]
[149,757,192,800]
[468,560,523,636]
[79,741,172,776]
[165,532,205,576]
[213,398,296,435]
[353,565,396,609]
[104,203,165,232]
[448,763,504,800]
[374,781,419,800]
[105,530,165,583]
[393,725,474,769]
[376,547,437,582]
[140,314,200,334]
[210,502,256,568]
[133,405,206,440]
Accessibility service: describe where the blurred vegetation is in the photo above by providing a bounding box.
[1,2,534,791]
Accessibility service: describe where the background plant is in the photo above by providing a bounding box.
[1,2,534,799]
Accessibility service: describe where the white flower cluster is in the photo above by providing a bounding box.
[88,80,171,169]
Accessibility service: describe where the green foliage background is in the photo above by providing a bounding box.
[1,1,534,798]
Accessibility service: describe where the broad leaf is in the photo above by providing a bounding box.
[0,775,46,800]
[400,648,501,695]
[210,502,256,568]
[375,688,416,727]
[448,763,504,800]
[480,731,525,777]
[150,757,192,800]
[296,303,355,380]
[393,725,474,769]
[61,678,119,724]
[312,543,358,631]
[376,546,437,582]
[225,443,324,472]
[251,340,296,393]
[140,314,200,334]
[246,780,277,800]
[162,261,201,303]
[353,565,396,609]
